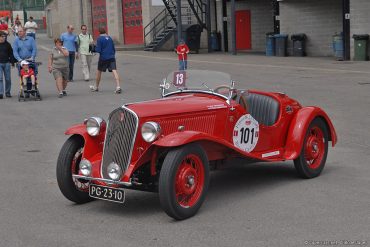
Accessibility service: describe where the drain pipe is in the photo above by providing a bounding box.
[176,0,182,44]
[80,0,84,25]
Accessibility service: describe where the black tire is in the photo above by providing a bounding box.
[294,118,329,179]
[56,135,93,204]
[159,143,210,220]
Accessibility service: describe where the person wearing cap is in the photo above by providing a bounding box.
[60,25,78,82]
[0,31,16,99]
[24,16,38,40]
[176,39,189,71]
[20,60,36,90]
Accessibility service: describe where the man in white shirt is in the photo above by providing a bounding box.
[24,16,38,40]
[77,25,94,81]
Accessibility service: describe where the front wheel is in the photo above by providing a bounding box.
[294,118,329,179]
[56,135,93,204]
[159,143,210,220]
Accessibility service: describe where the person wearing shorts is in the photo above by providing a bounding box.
[48,38,69,98]
[89,27,121,94]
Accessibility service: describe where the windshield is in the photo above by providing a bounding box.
[162,70,232,97]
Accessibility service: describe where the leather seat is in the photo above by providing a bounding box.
[242,93,280,126]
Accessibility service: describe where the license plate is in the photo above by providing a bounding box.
[89,184,125,204]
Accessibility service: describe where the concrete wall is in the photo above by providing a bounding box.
[45,0,92,40]
[350,0,370,59]
[106,0,124,44]
[279,0,342,57]
[227,0,274,52]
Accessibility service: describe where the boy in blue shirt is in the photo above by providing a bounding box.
[89,27,121,94]
[60,25,78,81]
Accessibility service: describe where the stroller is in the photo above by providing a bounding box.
[18,60,42,101]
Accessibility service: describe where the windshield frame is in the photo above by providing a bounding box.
[160,70,234,101]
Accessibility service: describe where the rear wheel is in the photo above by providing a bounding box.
[159,143,210,220]
[294,118,329,178]
[57,135,93,204]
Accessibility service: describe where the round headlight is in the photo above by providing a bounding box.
[79,159,92,176]
[141,122,161,143]
[86,117,104,136]
[107,162,122,181]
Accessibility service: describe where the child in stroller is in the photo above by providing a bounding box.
[18,60,42,101]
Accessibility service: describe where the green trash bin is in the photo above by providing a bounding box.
[353,34,369,61]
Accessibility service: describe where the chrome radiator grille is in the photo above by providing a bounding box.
[101,107,138,179]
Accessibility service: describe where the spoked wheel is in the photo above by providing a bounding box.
[294,118,329,178]
[57,135,93,204]
[159,143,210,220]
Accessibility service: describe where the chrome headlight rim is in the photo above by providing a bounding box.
[86,117,105,137]
[107,162,122,181]
[79,159,92,176]
[141,121,161,143]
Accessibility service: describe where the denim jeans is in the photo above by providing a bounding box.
[26,33,36,40]
[0,63,11,95]
[179,60,188,71]
[68,52,75,81]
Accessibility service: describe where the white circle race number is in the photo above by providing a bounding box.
[233,114,259,152]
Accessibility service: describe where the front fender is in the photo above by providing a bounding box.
[65,123,105,159]
[284,107,337,160]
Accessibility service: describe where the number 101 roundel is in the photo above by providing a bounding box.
[233,114,260,152]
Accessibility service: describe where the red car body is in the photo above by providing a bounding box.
[57,70,337,220]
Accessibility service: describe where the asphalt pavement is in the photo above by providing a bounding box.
[0,34,369,247]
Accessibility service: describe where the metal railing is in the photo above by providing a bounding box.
[144,8,176,47]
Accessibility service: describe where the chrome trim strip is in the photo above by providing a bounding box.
[72,174,132,186]
[163,90,229,101]
[100,106,139,180]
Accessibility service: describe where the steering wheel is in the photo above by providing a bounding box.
[238,95,248,111]
[213,85,231,96]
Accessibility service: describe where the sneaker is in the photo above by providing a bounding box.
[84,79,89,82]
[89,85,99,92]
[58,93,63,98]
[5,93,11,98]
[0,94,3,99]
[62,90,67,96]
[114,87,122,94]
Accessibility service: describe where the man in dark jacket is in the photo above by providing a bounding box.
[89,27,121,94]
[0,31,16,98]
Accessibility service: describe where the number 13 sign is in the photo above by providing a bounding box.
[173,71,186,87]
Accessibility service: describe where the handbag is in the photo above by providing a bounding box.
[89,43,96,53]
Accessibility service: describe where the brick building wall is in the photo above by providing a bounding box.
[279,0,342,57]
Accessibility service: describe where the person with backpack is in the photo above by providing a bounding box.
[77,24,94,81]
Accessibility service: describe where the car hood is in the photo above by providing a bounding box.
[126,94,228,118]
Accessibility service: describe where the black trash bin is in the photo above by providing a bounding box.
[274,34,288,57]
[291,33,306,57]
[185,24,202,53]
[353,34,369,61]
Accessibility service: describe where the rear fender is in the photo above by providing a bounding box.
[284,107,337,160]
[65,123,105,159]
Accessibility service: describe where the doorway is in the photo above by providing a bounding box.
[122,0,143,45]
[235,10,251,50]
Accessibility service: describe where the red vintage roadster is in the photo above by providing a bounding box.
[57,70,337,220]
